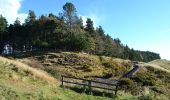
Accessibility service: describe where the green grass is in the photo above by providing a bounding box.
[3,52,170,99]
[0,57,115,100]
[17,52,132,80]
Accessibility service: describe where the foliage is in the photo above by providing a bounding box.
[63,2,77,30]
[119,78,142,95]
[0,15,8,52]
[0,15,8,33]
[0,2,160,62]
[70,33,95,52]
[85,18,95,37]
[2,51,170,99]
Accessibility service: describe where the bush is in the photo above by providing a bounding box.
[102,69,112,78]
[119,78,134,87]
[131,72,157,86]
[102,62,113,68]
[83,64,93,72]
[119,78,141,95]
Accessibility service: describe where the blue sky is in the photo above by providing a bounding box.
[1,0,170,60]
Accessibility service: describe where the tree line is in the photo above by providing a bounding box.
[0,2,160,62]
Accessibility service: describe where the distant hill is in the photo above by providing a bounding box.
[149,59,170,71]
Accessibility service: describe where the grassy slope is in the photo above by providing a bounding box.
[130,64,170,99]
[2,52,170,99]
[0,56,114,100]
[18,52,132,79]
[149,59,170,71]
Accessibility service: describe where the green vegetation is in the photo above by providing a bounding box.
[0,2,169,99]
[14,52,169,99]
[0,51,169,99]
[17,52,132,79]
[0,56,115,100]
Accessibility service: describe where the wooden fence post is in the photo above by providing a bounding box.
[61,75,64,87]
[82,80,86,93]
[115,84,118,96]
[88,80,92,95]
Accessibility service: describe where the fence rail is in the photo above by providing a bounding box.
[61,75,119,95]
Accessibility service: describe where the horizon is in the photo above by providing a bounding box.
[0,0,169,60]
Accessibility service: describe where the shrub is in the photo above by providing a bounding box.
[119,78,141,95]
[84,65,93,72]
[102,62,112,68]
[131,72,157,86]
[102,69,112,78]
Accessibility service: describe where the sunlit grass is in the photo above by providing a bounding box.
[0,56,115,100]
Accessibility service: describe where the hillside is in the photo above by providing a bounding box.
[16,52,132,79]
[12,52,170,100]
[0,56,115,100]
[149,59,170,71]
[0,1,168,100]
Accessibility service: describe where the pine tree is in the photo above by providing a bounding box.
[0,15,8,53]
[62,2,77,34]
[85,18,95,37]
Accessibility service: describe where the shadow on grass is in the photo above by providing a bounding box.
[60,85,116,98]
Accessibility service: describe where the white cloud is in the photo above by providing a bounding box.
[80,15,87,26]
[0,0,27,24]
[80,14,104,28]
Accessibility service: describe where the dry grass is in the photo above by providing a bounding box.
[139,63,170,73]
[1,52,169,99]
[149,59,170,70]
[17,52,134,79]
[0,56,57,84]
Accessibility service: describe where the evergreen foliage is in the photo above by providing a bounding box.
[0,2,160,62]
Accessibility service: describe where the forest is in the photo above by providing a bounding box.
[0,2,160,62]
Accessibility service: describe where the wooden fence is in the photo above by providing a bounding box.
[61,75,119,96]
